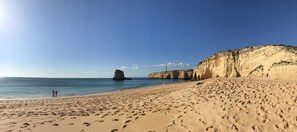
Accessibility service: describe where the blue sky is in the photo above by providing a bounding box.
[1,0,297,77]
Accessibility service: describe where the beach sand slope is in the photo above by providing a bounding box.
[1,77,297,132]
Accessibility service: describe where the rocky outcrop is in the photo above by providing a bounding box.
[193,45,297,80]
[113,69,129,80]
[148,69,193,80]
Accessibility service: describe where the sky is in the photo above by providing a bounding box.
[1,0,297,78]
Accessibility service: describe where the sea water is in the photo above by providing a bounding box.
[0,77,188,99]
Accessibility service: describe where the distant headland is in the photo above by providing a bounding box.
[148,69,193,80]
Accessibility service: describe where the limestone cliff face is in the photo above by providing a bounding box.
[148,69,193,80]
[193,45,297,80]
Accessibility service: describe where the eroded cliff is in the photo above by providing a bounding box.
[193,45,297,80]
[148,69,193,80]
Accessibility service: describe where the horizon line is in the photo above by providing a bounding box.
[0,76,148,79]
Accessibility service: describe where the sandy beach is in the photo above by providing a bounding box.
[1,77,297,132]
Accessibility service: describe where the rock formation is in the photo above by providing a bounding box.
[148,69,193,80]
[193,45,297,80]
[113,69,129,80]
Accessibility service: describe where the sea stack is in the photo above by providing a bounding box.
[113,69,131,80]
[113,69,125,80]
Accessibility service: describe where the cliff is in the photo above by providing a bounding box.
[148,69,193,80]
[193,45,297,80]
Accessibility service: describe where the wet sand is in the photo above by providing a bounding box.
[1,77,297,132]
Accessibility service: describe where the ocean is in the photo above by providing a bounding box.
[0,77,188,99]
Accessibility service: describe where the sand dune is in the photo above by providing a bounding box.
[1,77,297,132]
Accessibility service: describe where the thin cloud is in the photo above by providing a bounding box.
[178,62,190,67]
[131,64,139,70]
[131,66,139,70]
[119,64,140,70]
[153,62,190,68]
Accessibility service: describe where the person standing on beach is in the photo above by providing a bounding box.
[55,90,58,97]
[52,90,55,97]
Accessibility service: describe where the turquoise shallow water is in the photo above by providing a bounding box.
[0,77,188,99]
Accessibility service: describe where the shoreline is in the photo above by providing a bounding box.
[0,80,192,101]
[1,76,293,101]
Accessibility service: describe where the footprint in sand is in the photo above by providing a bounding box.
[252,125,259,131]
[67,123,74,125]
[110,129,118,132]
[83,122,91,126]
[284,122,289,129]
[231,124,238,131]
[53,123,59,126]
[125,120,131,123]
[21,122,30,128]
